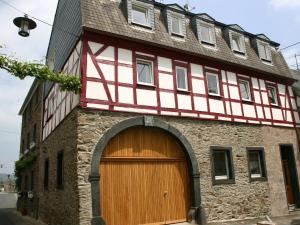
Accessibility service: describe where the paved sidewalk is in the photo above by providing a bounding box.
[208,212,300,225]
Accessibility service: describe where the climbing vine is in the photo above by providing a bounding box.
[14,154,37,191]
[0,46,81,93]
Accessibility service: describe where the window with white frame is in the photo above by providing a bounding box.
[267,85,278,105]
[258,42,272,62]
[199,22,215,45]
[211,148,234,185]
[176,66,188,91]
[137,59,154,85]
[247,149,267,181]
[171,15,183,36]
[238,79,251,101]
[231,33,245,53]
[132,4,149,27]
[206,72,220,96]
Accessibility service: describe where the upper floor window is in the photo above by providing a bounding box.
[206,72,220,96]
[267,85,278,106]
[137,59,154,85]
[132,4,149,27]
[199,22,215,45]
[238,79,251,101]
[176,66,188,91]
[171,15,183,36]
[231,33,245,54]
[258,42,272,62]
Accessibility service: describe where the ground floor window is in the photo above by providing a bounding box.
[247,148,267,181]
[44,159,49,191]
[211,147,235,185]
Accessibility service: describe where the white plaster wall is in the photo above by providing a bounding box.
[118,86,134,104]
[231,102,242,116]
[209,99,224,114]
[160,92,175,108]
[191,64,204,78]
[194,97,207,112]
[159,73,174,90]
[97,46,115,61]
[158,56,172,72]
[118,66,133,84]
[86,81,108,101]
[99,63,115,82]
[137,89,157,106]
[118,48,132,65]
[192,79,206,94]
[177,94,192,110]
[243,104,256,118]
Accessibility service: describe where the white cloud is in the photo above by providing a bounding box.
[270,0,300,8]
[0,0,58,174]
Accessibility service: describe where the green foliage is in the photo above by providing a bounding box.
[14,154,36,191]
[0,53,81,93]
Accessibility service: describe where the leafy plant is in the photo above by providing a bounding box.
[14,154,37,191]
[0,46,81,93]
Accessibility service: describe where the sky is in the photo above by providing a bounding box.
[0,0,300,174]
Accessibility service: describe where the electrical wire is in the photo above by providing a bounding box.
[0,0,80,38]
[281,42,300,51]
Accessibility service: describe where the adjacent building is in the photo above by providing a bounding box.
[18,0,300,225]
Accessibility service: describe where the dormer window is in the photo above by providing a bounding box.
[127,0,154,30]
[164,5,186,38]
[199,22,215,45]
[132,5,149,27]
[258,42,272,62]
[225,25,246,55]
[231,33,245,53]
[171,15,183,36]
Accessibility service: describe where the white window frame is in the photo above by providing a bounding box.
[238,79,251,101]
[231,33,245,54]
[199,22,215,45]
[176,66,188,91]
[258,41,272,62]
[215,151,230,180]
[267,85,278,106]
[136,59,154,86]
[206,72,220,96]
[249,151,263,179]
[171,14,183,36]
[131,4,150,27]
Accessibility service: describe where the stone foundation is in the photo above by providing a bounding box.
[37,108,300,225]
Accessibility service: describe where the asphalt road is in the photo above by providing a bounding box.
[0,192,17,209]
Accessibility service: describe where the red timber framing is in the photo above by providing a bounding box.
[79,31,299,128]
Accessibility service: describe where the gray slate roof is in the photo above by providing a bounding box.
[81,0,293,80]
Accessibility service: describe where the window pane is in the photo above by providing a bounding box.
[207,74,219,94]
[132,6,148,25]
[137,61,152,84]
[200,25,211,43]
[172,16,181,34]
[249,152,262,177]
[232,36,241,51]
[176,67,187,90]
[239,81,250,100]
[268,87,277,105]
[260,44,267,59]
[214,151,229,179]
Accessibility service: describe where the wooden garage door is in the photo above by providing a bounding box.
[100,127,190,225]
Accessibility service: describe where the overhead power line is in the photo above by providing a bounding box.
[281,42,300,51]
[0,0,80,38]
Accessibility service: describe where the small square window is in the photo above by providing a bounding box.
[171,15,183,36]
[267,86,278,105]
[176,67,188,91]
[206,72,220,96]
[200,23,215,45]
[238,79,251,101]
[137,59,154,85]
[132,5,149,27]
[247,149,267,181]
[211,147,235,185]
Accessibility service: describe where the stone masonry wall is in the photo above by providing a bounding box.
[38,109,79,225]
[75,108,300,224]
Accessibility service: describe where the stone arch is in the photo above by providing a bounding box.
[89,116,205,225]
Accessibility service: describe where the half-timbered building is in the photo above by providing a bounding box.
[18,0,300,225]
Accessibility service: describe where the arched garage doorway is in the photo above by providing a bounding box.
[90,116,204,225]
[101,126,189,225]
